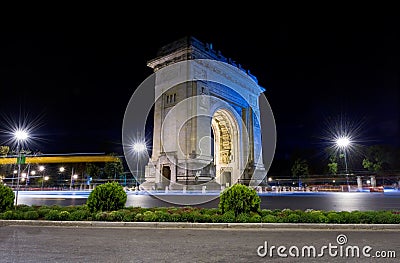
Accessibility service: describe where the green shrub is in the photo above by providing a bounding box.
[201,208,220,216]
[154,210,171,222]
[0,184,14,212]
[357,211,375,224]
[94,211,110,221]
[69,209,92,221]
[23,211,39,220]
[259,209,274,217]
[236,213,250,223]
[219,184,261,217]
[44,209,70,221]
[249,212,261,223]
[0,210,23,220]
[115,209,136,222]
[15,204,34,212]
[169,213,181,222]
[37,207,52,218]
[261,214,278,223]
[284,213,301,223]
[327,212,342,223]
[199,214,212,223]
[134,213,144,221]
[210,214,224,223]
[143,210,157,222]
[109,211,125,221]
[93,211,124,221]
[86,182,127,212]
[302,210,328,223]
[336,211,351,223]
[373,211,398,224]
[59,211,70,220]
[220,211,236,223]
[391,212,400,224]
[180,210,203,222]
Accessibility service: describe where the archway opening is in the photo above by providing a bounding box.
[211,108,240,186]
[162,165,171,182]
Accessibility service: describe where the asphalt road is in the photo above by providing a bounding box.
[0,223,399,262]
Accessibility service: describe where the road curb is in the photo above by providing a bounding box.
[1,220,400,230]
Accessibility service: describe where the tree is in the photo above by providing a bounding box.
[0,146,9,156]
[85,163,102,179]
[327,154,338,175]
[362,145,393,174]
[362,158,382,173]
[291,158,309,187]
[103,155,124,180]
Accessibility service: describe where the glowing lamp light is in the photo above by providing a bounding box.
[132,142,147,188]
[336,137,350,148]
[133,142,147,152]
[14,130,29,141]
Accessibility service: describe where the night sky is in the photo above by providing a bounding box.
[1,15,399,173]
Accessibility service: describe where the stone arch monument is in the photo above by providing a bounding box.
[140,36,267,191]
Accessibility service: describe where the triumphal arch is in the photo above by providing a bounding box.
[141,36,267,190]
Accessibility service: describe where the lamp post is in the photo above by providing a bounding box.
[336,136,350,192]
[29,170,36,188]
[69,167,78,190]
[39,165,45,190]
[133,142,146,188]
[14,129,29,206]
[12,170,17,187]
[58,166,65,189]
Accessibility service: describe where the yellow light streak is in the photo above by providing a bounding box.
[0,155,120,165]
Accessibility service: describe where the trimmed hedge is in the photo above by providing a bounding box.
[1,205,399,224]
[1,182,399,223]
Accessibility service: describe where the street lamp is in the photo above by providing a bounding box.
[336,136,350,191]
[69,167,78,190]
[14,129,29,206]
[12,170,17,187]
[39,165,45,190]
[133,142,146,188]
[59,167,65,189]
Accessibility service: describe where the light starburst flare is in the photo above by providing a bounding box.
[0,112,45,153]
[318,113,370,172]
